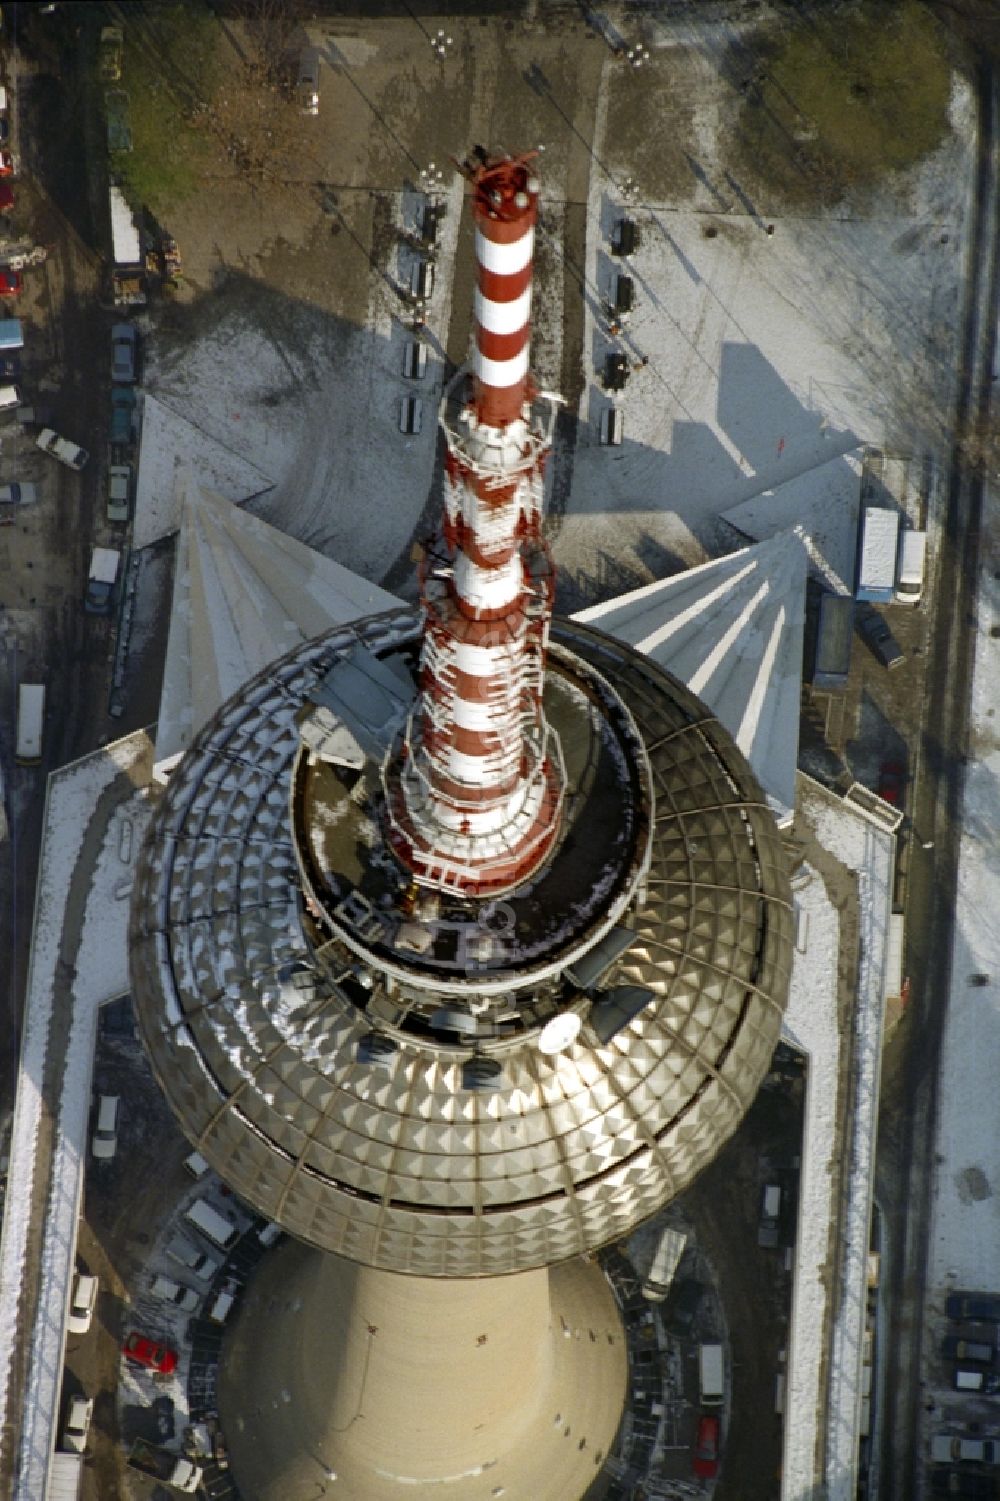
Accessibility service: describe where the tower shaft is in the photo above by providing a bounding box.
[389,154,566,896]
[220,1244,628,1501]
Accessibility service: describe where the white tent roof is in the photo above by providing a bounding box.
[133,395,277,550]
[721,447,863,595]
[109,184,141,267]
[573,531,807,821]
[156,481,402,765]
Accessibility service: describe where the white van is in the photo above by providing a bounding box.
[297,48,320,114]
[207,1279,238,1324]
[15,682,45,765]
[91,1095,119,1160]
[698,1341,725,1405]
[67,1272,98,1335]
[0,383,20,410]
[165,1231,221,1283]
[184,1197,237,1251]
[895,529,927,605]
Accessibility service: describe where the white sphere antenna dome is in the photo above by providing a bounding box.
[538,1011,582,1055]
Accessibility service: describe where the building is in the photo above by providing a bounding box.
[127,154,793,1499]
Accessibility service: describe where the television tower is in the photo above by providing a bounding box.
[130,152,793,1501]
[388,153,564,895]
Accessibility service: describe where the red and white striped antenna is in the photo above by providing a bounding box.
[386,150,565,897]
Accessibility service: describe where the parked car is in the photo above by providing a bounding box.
[664,1277,704,1334]
[150,1274,200,1313]
[942,1335,995,1364]
[15,405,55,428]
[67,1271,98,1334]
[0,354,19,377]
[0,119,9,146]
[954,1367,1000,1393]
[107,462,131,523]
[110,384,136,445]
[0,269,21,296]
[297,47,320,114]
[877,761,905,806]
[0,185,13,212]
[111,322,137,383]
[692,1413,720,1479]
[947,1292,1000,1322]
[0,151,13,178]
[859,611,903,669]
[37,426,89,470]
[931,1432,1000,1463]
[0,482,37,505]
[122,1331,178,1375]
[164,1231,220,1284]
[61,1394,93,1454]
[91,1093,119,1159]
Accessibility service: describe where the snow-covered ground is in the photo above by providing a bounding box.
[0,735,152,1499]
[143,174,466,584]
[551,61,971,605]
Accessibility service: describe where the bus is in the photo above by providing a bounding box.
[15,683,45,765]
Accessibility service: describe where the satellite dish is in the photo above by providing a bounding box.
[589,986,656,1044]
[538,1012,582,1055]
[461,1057,504,1092]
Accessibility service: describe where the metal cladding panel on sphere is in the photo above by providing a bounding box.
[129,610,794,1278]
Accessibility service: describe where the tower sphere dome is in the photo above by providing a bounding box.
[130,608,793,1278]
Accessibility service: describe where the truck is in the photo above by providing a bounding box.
[85,547,121,615]
[184,1196,238,1250]
[37,427,89,471]
[15,682,45,764]
[127,1439,202,1493]
[46,1452,82,1501]
[812,592,854,690]
[895,528,927,605]
[698,1342,725,1405]
[641,1226,687,1301]
[855,506,900,602]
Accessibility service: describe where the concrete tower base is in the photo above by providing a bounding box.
[219,1243,628,1501]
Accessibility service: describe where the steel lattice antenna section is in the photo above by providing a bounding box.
[385,150,566,897]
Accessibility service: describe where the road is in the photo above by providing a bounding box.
[0,0,116,1105]
[876,62,997,1500]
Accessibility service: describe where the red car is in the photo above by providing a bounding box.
[0,185,12,212]
[0,269,21,296]
[122,1331,178,1375]
[693,1413,720,1479]
[876,761,905,807]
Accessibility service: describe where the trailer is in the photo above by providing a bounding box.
[884,913,904,1001]
[46,1452,82,1501]
[812,593,854,690]
[109,184,146,307]
[855,506,900,602]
